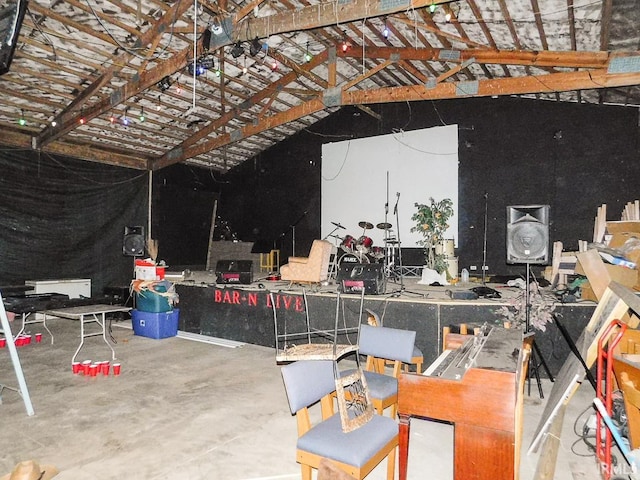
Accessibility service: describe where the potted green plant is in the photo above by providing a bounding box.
[410,197,454,274]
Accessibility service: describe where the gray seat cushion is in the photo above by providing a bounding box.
[297,413,398,467]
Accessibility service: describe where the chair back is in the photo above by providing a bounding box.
[308,240,333,282]
[358,324,416,364]
[281,360,336,414]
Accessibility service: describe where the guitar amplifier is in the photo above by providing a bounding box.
[337,263,386,295]
[215,260,253,285]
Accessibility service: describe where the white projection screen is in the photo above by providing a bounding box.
[321,125,458,249]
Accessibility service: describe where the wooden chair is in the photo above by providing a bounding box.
[259,249,280,273]
[281,360,398,480]
[366,309,423,373]
[356,324,417,418]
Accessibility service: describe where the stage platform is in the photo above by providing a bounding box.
[174,270,596,376]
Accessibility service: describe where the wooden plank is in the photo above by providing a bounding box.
[530,282,640,456]
[532,404,567,480]
[576,249,612,301]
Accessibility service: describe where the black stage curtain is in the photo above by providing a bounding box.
[0,148,148,296]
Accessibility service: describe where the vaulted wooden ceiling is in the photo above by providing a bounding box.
[1,0,639,171]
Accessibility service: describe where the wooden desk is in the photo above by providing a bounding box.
[397,328,530,480]
[42,304,131,363]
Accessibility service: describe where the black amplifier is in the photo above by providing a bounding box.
[215,260,253,285]
[337,263,386,295]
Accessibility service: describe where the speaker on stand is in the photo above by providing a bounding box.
[506,205,549,265]
[506,205,554,399]
[123,226,145,257]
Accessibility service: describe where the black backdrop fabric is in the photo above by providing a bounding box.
[0,148,148,296]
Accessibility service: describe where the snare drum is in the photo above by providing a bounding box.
[340,235,356,253]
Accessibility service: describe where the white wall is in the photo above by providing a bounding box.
[321,125,459,249]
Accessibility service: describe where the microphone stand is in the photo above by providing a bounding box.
[384,171,391,278]
[482,192,489,285]
[393,192,406,292]
[280,210,308,257]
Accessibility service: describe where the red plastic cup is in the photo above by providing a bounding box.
[82,360,92,375]
[101,362,110,376]
[112,363,121,376]
[35,333,42,343]
[15,337,24,347]
[89,364,99,377]
[25,335,32,345]
[72,362,81,374]
[0,337,6,348]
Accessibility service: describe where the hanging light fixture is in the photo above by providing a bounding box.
[139,106,145,122]
[429,1,436,13]
[231,41,244,59]
[242,55,248,75]
[249,37,263,57]
[382,17,389,39]
[304,42,312,63]
[18,109,25,126]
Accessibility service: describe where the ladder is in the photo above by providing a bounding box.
[0,291,34,416]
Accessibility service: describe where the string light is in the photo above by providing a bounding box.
[176,82,182,94]
[430,1,436,13]
[382,18,389,39]
[341,39,349,52]
[139,106,145,122]
[445,9,452,21]
[304,42,312,63]
[18,109,25,126]
[109,112,116,124]
[122,108,129,126]
[271,59,278,70]
[156,96,162,111]
[242,55,248,75]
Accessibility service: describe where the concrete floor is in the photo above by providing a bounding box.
[0,315,606,479]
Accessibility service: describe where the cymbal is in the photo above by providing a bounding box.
[358,221,374,230]
[376,222,392,230]
[331,221,346,230]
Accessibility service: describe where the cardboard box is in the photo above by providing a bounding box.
[131,309,179,339]
[574,261,637,287]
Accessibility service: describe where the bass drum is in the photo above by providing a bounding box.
[338,252,370,266]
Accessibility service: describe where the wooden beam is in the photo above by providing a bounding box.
[155,98,326,169]
[153,68,640,166]
[343,58,395,90]
[340,69,640,105]
[235,0,449,41]
[36,0,194,149]
[151,49,329,170]
[35,47,192,151]
[341,46,612,69]
[1,130,149,170]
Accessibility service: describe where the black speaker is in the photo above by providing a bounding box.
[337,263,386,295]
[506,205,549,264]
[215,260,253,284]
[0,0,28,76]
[123,226,145,256]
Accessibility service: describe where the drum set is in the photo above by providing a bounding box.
[327,220,398,272]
